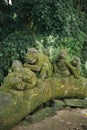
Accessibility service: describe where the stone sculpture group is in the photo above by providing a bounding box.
[0,48,87,130]
[3,48,81,90]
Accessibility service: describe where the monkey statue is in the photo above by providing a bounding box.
[24,48,53,79]
[70,57,80,70]
[55,49,81,79]
[70,57,81,76]
[3,60,37,90]
[55,49,71,77]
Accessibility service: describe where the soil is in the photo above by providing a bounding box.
[11,109,87,130]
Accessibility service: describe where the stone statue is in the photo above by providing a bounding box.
[55,49,70,77]
[55,49,81,79]
[24,48,53,79]
[0,49,87,130]
[3,60,37,90]
[70,57,80,72]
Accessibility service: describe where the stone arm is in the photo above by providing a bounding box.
[65,61,81,79]
[40,63,50,79]
[24,63,41,72]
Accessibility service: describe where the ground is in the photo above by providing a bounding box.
[11,109,87,130]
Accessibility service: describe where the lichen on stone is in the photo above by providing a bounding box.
[3,60,37,90]
[24,48,53,79]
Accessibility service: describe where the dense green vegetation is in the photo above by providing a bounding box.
[0,0,87,84]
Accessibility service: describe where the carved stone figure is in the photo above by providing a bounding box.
[55,49,70,77]
[0,51,87,130]
[3,60,37,90]
[12,60,23,72]
[70,57,80,72]
[55,49,81,79]
[69,57,81,78]
[24,48,53,79]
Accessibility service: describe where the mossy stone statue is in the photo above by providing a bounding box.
[24,48,53,79]
[55,49,81,79]
[3,60,37,90]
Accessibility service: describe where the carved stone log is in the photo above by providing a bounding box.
[0,76,87,130]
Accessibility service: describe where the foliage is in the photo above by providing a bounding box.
[73,0,87,13]
[0,1,15,41]
[12,0,87,35]
[35,31,86,61]
[81,42,87,77]
[12,0,77,35]
[0,31,35,84]
[0,0,87,84]
[12,0,87,61]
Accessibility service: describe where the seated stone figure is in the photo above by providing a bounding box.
[55,49,70,77]
[55,49,81,79]
[69,57,81,77]
[3,60,37,90]
[70,57,80,72]
[24,48,53,79]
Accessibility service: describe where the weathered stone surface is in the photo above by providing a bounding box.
[3,67,37,90]
[0,50,87,130]
[55,49,81,79]
[84,100,87,107]
[0,92,12,109]
[64,99,84,108]
[25,107,56,123]
[24,50,53,79]
[0,76,87,130]
[52,100,65,110]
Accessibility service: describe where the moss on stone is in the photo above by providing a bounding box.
[65,62,81,79]
[3,67,37,90]
[24,52,53,79]
[64,99,84,108]
[52,100,65,110]
[0,76,87,130]
[0,52,87,130]
[25,107,56,123]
